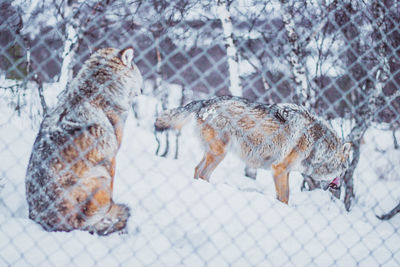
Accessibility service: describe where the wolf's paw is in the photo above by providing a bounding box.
[118,228,128,236]
[93,203,131,236]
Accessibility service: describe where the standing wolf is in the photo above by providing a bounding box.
[25,47,142,235]
[155,96,351,204]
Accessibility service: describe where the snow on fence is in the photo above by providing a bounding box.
[1,0,400,266]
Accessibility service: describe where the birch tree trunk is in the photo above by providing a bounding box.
[217,0,242,97]
[279,0,309,107]
[58,0,79,91]
[217,0,257,177]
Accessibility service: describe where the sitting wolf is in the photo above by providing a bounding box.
[25,47,142,235]
[155,96,351,204]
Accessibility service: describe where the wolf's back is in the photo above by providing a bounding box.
[155,100,204,131]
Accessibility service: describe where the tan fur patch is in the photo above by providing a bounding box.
[173,119,187,131]
[204,153,216,167]
[195,151,226,181]
[309,123,324,141]
[69,186,88,204]
[271,164,289,204]
[238,115,256,129]
[247,131,264,146]
[272,149,300,174]
[260,119,279,133]
[296,135,310,152]
[91,95,107,110]
[272,131,286,147]
[74,132,93,152]
[104,111,124,147]
[114,125,124,147]
[201,124,216,141]
[240,141,251,157]
[86,148,105,165]
[59,172,78,187]
[61,145,79,163]
[215,116,228,128]
[110,158,116,192]
[226,103,245,116]
[79,178,112,217]
[93,188,111,208]
[200,123,227,156]
[286,150,299,165]
[209,139,226,156]
[249,108,265,119]
[271,149,300,205]
[271,163,286,176]
[71,161,90,178]
[105,110,119,126]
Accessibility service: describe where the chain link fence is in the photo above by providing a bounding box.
[1,0,400,266]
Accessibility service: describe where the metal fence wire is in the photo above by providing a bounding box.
[1,0,400,266]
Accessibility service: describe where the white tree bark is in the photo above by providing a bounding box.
[58,1,79,90]
[217,0,242,96]
[280,0,309,106]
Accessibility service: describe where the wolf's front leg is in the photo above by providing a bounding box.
[271,164,289,204]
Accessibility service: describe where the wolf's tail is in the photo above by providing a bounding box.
[155,100,204,132]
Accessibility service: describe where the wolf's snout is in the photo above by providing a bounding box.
[321,177,340,190]
[328,177,341,190]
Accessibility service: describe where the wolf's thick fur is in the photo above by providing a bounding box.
[155,96,351,204]
[25,47,142,235]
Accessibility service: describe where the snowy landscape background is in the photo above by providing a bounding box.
[1,0,400,266]
[1,83,400,266]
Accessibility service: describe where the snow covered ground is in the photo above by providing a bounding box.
[0,88,399,266]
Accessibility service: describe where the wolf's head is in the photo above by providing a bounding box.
[116,47,143,98]
[91,47,143,97]
[64,47,143,110]
[301,124,351,187]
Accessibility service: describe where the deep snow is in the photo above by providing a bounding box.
[0,88,399,266]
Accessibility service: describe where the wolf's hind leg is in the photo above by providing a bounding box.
[194,127,227,181]
[194,151,226,181]
[194,156,207,180]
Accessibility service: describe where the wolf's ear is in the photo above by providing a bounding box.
[342,142,352,157]
[120,47,134,67]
